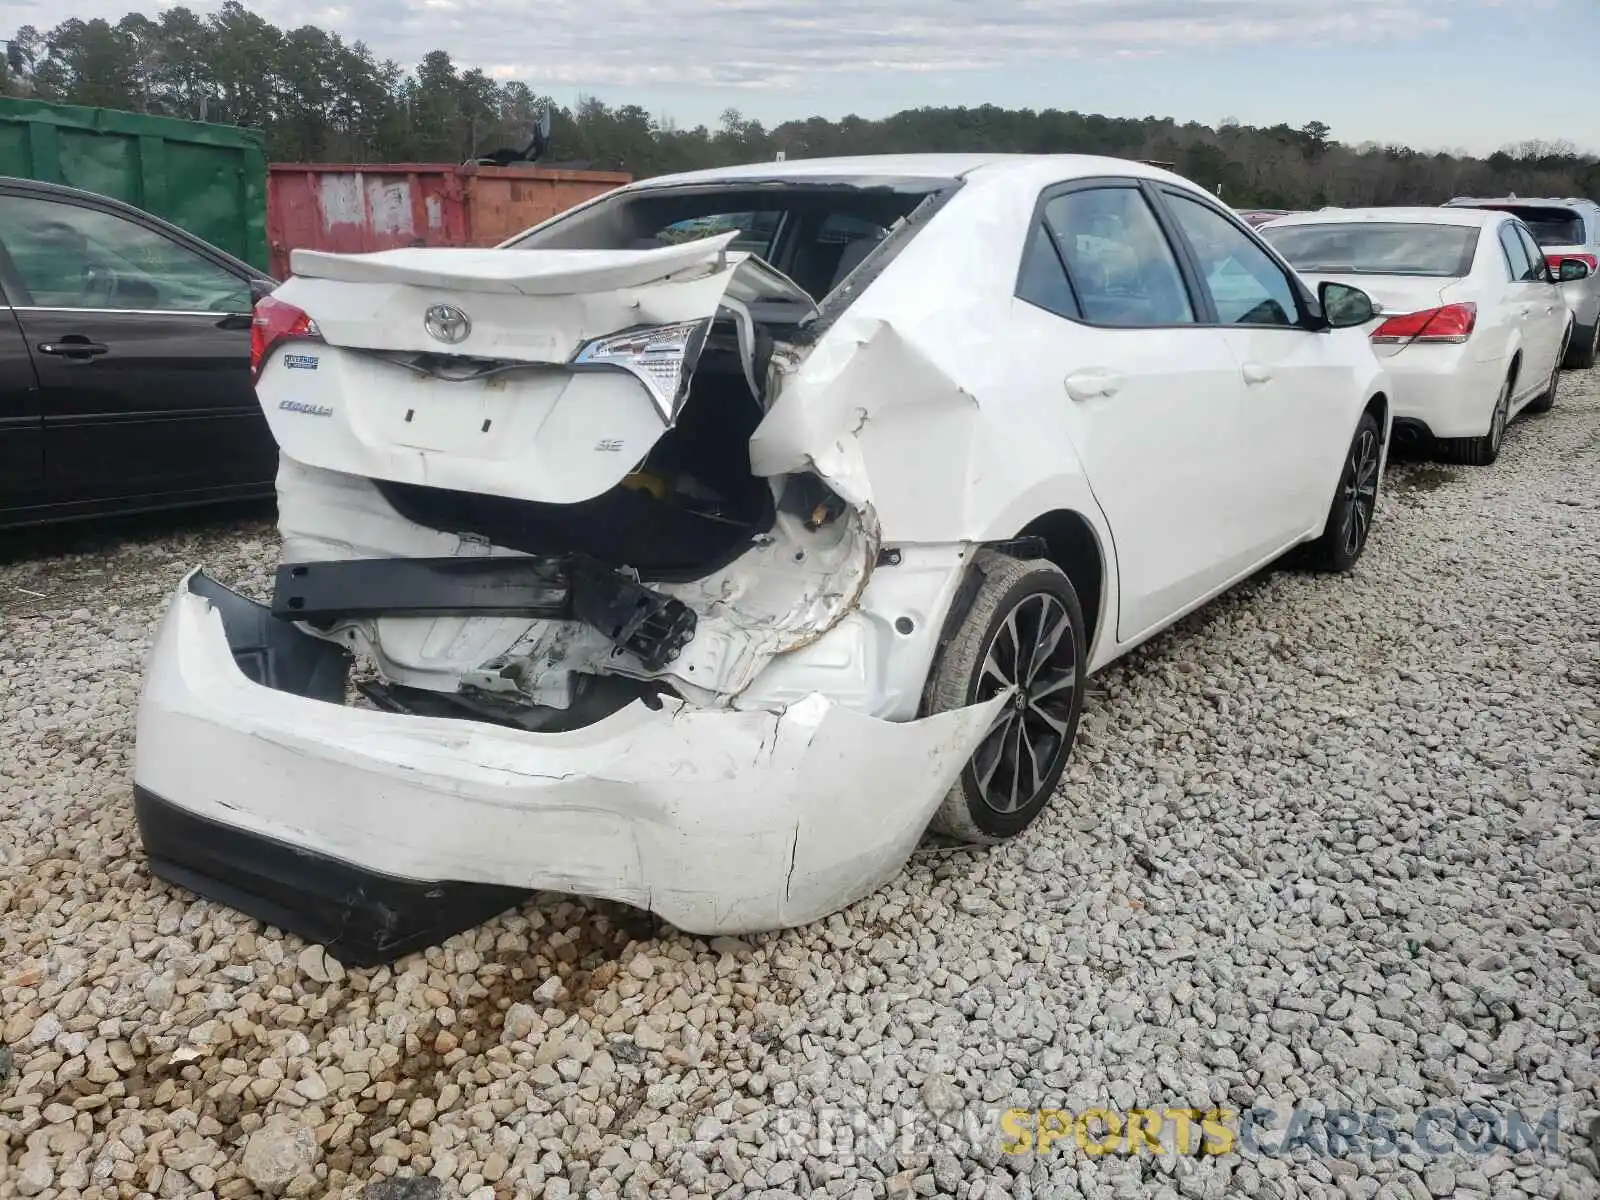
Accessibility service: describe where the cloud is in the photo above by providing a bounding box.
[4,0,1500,89]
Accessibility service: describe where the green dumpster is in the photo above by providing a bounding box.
[0,97,269,272]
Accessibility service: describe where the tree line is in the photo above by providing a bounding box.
[4,3,1597,208]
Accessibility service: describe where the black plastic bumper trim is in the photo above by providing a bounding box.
[272,556,569,621]
[135,785,529,968]
[270,554,698,671]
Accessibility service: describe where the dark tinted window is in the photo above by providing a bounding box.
[0,194,248,312]
[1498,224,1533,282]
[1042,187,1194,327]
[1264,221,1479,278]
[1514,224,1551,281]
[1016,222,1080,319]
[1164,193,1299,326]
[1485,205,1585,246]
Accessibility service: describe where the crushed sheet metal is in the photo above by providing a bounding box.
[752,320,980,538]
[135,580,1010,934]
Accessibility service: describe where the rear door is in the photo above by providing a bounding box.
[1005,179,1259,642]
[1495,220,1553,388]
[0,187,275,505]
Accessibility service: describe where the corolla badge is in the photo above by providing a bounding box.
[424,303,472,344]
[278,399,333,417]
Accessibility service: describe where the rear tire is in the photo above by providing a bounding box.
[1437,375,1511,466]
[1564,320,1598,370]
[1526,331,1568,415]
[1300,410,1382,573]
[923,551,1086,844]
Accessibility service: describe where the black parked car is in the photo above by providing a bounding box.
[0,177,279,528]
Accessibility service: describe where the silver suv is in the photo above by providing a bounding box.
[1445,196,1600,368]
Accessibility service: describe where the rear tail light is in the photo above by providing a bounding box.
[572,319,711,421]
[250,295,322,380]
[1545,253,1598,272]
[1370,302,1477,345]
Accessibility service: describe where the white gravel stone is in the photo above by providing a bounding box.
[241,1114,319,1189]
[2,373,1599,1200]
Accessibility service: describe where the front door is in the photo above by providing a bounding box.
[1155,187,1360,536]
[0,189,275,505]
[0,277,42,509]
[1512,221,1564,385]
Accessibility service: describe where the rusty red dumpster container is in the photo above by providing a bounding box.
[266,162,631,278]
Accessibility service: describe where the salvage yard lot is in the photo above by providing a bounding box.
[2,373,1598,1200]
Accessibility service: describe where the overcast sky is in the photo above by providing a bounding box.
[7,0,1598,155]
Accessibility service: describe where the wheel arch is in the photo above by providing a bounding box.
[1363,390,1390,438]
[1009,509,1108,664]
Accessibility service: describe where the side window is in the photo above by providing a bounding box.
[1514,224,1549,282]
[1498,224,1532,282]
[0,194,249,313]
[1163,192,1300,327]
[1041,186,1194,327]
[1015,221,1081,319]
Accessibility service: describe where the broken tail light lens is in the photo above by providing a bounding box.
[571,319,711,422]
[1370,302,1477,345]
[250,295,323,381]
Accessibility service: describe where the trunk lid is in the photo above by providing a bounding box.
[284,232,814,363]
[258,234,816,506]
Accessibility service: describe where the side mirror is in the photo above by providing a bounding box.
[249,276,277,302]
[1319,280,1375,329]
[1557,258,1592,283]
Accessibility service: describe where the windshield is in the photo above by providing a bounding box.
[1262,221,1479,277]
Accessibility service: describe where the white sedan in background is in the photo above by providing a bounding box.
[1261,207,1584,465]
[134,155,1393,962]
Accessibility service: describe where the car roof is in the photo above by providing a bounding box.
[627,153,1196,190]
[1264,206,1503,229]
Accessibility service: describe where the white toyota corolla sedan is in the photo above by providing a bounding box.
[1261,207,1584,466]
[133,155,1392,963]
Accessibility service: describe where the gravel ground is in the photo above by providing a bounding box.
[2,369,1598,1200]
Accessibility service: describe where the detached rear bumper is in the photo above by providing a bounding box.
[132,572,1002,964]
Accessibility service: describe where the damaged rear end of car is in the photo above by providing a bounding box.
[132,169,1009,963]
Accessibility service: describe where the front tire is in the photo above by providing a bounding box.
[1300,410,1382,573]
[1437,374,1511,467]
[923,552,1086,844]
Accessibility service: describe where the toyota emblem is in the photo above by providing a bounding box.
[424,303,471,344]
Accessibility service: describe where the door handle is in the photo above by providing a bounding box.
[1241,363,1274,385]
[1065,369,1122,401]
[38,337,109,360]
